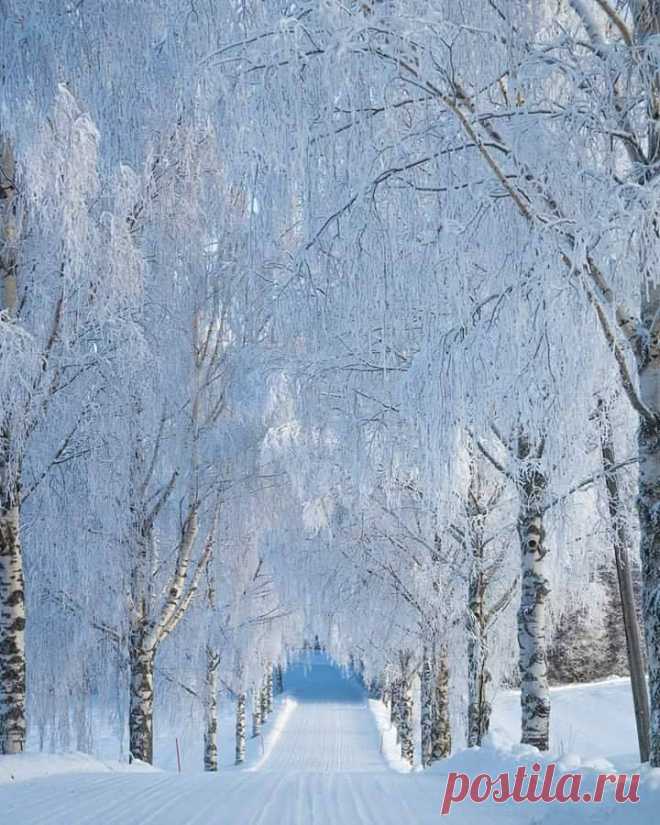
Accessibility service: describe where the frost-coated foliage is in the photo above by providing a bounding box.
[1,0,658,767]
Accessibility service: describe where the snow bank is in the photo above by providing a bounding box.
[247,696,297,771]
[158,693,293,773]
[0,752,159,785]
[366,676,659,821]
[491,676,640,763]
[417,742,660,824]
[368,698,415,773]
[3,664,660,824]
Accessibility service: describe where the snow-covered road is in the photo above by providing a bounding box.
[1,771,440,825]
[1,655,657,824]
[259,655,385,774]
[1,655,441,824]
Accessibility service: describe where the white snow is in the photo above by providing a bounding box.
[1,654,657,824]
[0,752,158,785]
[247,696,297,772]
[368,698,415,774]
[490,676,640,764]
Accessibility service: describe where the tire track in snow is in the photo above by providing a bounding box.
[1,655,422,824]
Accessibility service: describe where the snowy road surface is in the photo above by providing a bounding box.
[1,656,439,824]
[259,656,385,773]
[1,655,657,824]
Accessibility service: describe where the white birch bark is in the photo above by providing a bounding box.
[0,138,25,755]
[128,630,155,765]
[627,3,660,766]
[420,655,433,768]
[467,622,491,746]
[127,506,156,765]
[251,688,262,738]
[637,283,660,766]
[430,649,451,762]
[0,500,25,755]
[266,667,273,715]
[463,456,503,748]
[516,436,550,751]
[397,652,414,766]
[390,678,401,742]
[235,692,246,765]
[274,664,284,694]
[125,495,216,764]
[398,676,414,766]
[204,647,219,772]
[259,672,269,724]
[466,524,492,747]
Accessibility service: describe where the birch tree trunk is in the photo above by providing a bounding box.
[466,465,492,748]
[420,655,433,767]
[251,688,262,738]
[125,498,214,764]
[235,692,246,765]
[638,285,660,765]
[390,678,401,741]
[260,677,269,724]
[128,629,155,765]
[75,664,93,754]
[0,496,25,755]
[633,1,660,770]
[274,664,284,694]
[467,625,491,746]
[467,551,492,747]
[0,139,25,756]
[203,647,219,772]
[516,437,550,751]
[123,290,219,765]
[266,667,273,715]
[398,676,414,766]
[430,649,451,762]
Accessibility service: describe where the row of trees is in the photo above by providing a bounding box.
[2,0,660,771]
[0,1,303,764]
[231,0,658,764]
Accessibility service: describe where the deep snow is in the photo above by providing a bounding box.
[1,654,658,823]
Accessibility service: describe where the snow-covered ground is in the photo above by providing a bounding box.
[491,677,640,764]
[1,654,657,823]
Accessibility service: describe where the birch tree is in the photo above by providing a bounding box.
[4,0,658,771]
[462,454,518,748]
[335,0,660,762]
[0,87,110,754]
[0,136,24,755]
